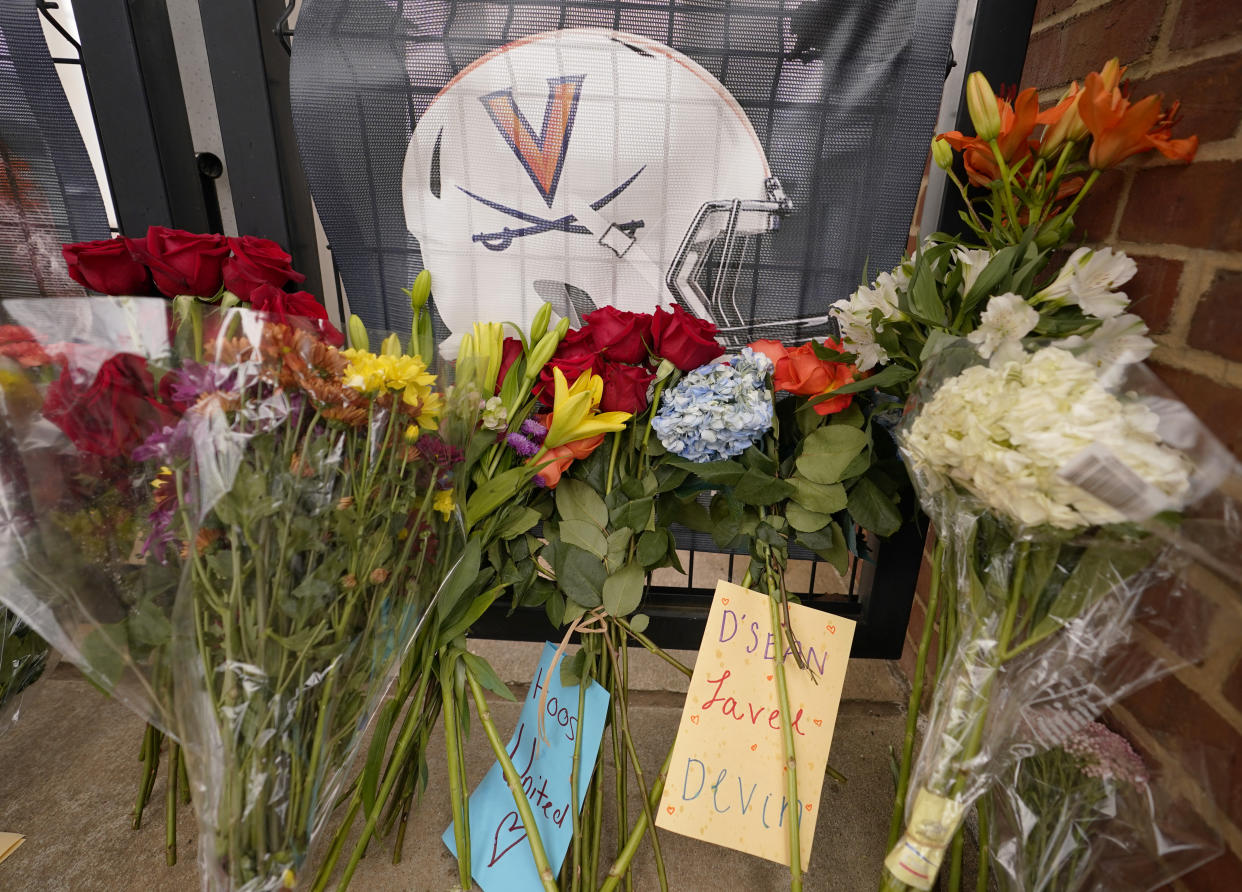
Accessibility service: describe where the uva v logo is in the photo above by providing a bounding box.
[480,75,585,207]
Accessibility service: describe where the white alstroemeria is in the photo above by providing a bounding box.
[953,248,994,295]
[966,292,1039,359]
[831,308,890,371]
[1034,247,1136,318]
[1062,314,1154,382]
[902,346,1191,529]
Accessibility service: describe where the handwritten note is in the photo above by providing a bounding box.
[0,832,24,866]
[656,580,855,870]
[443,643,609,892]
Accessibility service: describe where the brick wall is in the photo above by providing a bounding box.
[900,1,1242,887]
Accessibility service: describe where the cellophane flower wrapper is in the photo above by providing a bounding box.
[0,605,49,735]
[0,297,471,891]
[988,722,1222,892]
[881,340,1242,891]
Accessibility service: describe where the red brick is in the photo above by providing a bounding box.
[1135,576,1218,663]
[1225,655,1242,716]
[1118,161,1242,252]
[1127,254,1183,334]
[1131,53,1242,144]
[1171,0,1242,51]
[1034,0,1080,19]
[1022,0,1166,89]
[1148,362,1242,457]
[1173,845,1242,892]
[1071,168,1125,242]
[1122,673,1242,829]
[1188,269,1242,361]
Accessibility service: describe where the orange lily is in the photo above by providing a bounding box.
[938,87,1040,186]
[530,433,605,488]
[1079,71,1198,169]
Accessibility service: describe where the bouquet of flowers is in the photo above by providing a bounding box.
[0,606,48,735]
[988,722,1220,891]
[0,295,475,891]
[879,340,1239,892]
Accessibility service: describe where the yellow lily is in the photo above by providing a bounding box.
[458,322,505,395]
[542,367,630,449]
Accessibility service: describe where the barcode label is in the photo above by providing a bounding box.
[1057,443,1169,521]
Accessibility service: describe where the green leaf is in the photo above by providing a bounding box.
[732,469,795,506]
[790,477,847,515]
[463,652,517,701]
[611,497,654,531]
[832,403,865,429]
[655,465,691,493]
[436,537,482,619]
[466,466,530,528]
[637,529,667,568]
[629,614,650,634]
[79,623,128,690]
[919,329,961,363]
[786,502,834,533]
[797,522,849,575]
[828,364,915,396]
[440,585,506,645]
[360,699,399,815]
[128,600,172,648]
[603,561,645,618]
[795,426,869,484]
[556,479,609,528]
[499,506,542,540]
[606,528,633,572]
[560,519,608,559]
[743,445,778,475]
[560,649,586,686]
[908,259,947,325]
[666,457,746,486]
[557,544,606,608]
[961,244,1020,313]
[847,477,902,537]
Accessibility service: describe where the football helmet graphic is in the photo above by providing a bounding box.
[402,28,831,346]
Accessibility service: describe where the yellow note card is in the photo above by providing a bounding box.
[656,580,856,871]
[0,832,25,866]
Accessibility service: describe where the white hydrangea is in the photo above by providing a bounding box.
[830,265,910,371]
[1034,247,1137,319]
[966,292,1039,359]
[902,347,1190,528]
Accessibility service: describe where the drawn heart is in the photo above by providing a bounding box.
[766,675,773,682]
[666,806,675,815]
[825,623,836,634]
[750,744,758,751]
[805,803,813,812]
[690,714,699,725]
[813,719,823,727]
[487,811,528,868]
[721,597,730,605]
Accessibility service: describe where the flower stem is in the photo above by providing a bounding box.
[887,538,944,850]
[614,615,692,678]
[599,743,674,892]
[569,663,588,892]
[166,742,180,866]
[442,657,472,891]
[768,586,803,892]
[466,668,559,892]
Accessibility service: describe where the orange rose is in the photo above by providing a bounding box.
[750,338,858,416]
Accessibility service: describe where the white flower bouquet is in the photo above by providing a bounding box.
[880,340,1241,892]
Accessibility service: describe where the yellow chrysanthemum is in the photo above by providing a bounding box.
[434,488,455,520]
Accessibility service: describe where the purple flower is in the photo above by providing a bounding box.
[414,435,464,471]
[506,432,540,458]
[520,419,548,444]
[165,361,237,406]
[1064,722,1148,787]
[131,422,193,463]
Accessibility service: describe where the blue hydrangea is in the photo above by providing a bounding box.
[651,348,774,462]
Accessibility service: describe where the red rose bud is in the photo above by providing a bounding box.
[249,284,344,346]
[532,327,601,405]
[62,237,151,295]
[222,235,305,300]
[42,353,180,458]
[128,226,229,298]
[599,361,655,413]
[651,304,724,371]
[496,336,524,394]
[583,305,652,364]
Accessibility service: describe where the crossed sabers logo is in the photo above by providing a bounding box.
[462,74,645,252]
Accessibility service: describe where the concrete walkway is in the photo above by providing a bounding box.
[0,640,942,892]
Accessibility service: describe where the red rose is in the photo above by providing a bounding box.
[583,306,652,364]
[650,304,724,371]
[127,227,229,297]
[62,238,151,295]
[533,327,602,405]
[599,361,655,413]
[496,337,524,394]
[43,353,180,458]
[221,235,305,300]
[249,284,344,346]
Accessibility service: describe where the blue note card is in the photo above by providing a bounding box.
[443,642,610,892]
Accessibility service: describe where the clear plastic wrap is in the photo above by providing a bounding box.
[881,341,1242,891]
[988,722,1221,891]
[0,605,49,734]
[0,297,469,891]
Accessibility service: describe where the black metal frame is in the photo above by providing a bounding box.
[72,0,209,235]
[197,0,324,297]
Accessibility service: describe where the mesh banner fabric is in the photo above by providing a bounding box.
[0,5,108,298]
[290,0,957,341]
